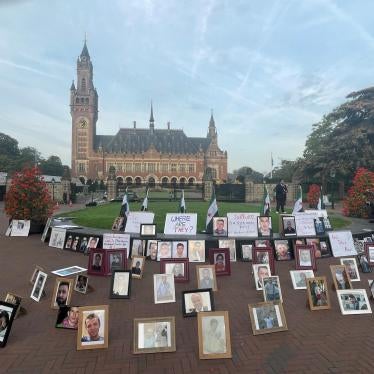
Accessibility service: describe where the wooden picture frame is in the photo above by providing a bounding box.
[0,301,18,347]
[196,265,218,291]
[74,274,89,294]
[153,274,176,304]
[30,265,45,285]
[51,277,74,309]
[55,306,79,329]
[87,248,107,276]
[252,263,271,291]
[364,243,374,266]
[160,258,189,283]
[182,289,215,317]
[290,270,314,290]
[218,239,236,262]
[262,276,283,302]
[30,270,48,302]
[306,276,331,311]
[248,301,288,335]
[281,216,297,237]
[340,257,360,282]
[257,216,273,237]
[274,240,292,261]
[357,253,372,273]
[188,240,206,262]
[112,216,124,231]
[295,245,316,270]
[337,289,372,315]
[330,265,352,290]
[131,239,146,257]
[106,249,127,275]
[197,311,232,359]
[110,270,131,299]
[209,248,231,276]
[140,223,157,238]
[77,305,109,350]
[131,256,146,279]
[133,316,176,354]
[252,247,275,274]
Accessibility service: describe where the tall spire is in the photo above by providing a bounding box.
[80,35,90,59]
[149,101,155,131]
[209,109,215,127]
[208,109,217,138]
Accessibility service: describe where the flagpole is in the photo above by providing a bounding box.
[270,153,273,179]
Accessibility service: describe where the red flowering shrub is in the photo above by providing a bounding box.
[307,184,320,208]
[343,168,374,218]
[5,166,54,222]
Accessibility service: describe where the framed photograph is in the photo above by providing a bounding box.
[48,227,66,248]
[306,238,322,258]
[30,265,45,285]
[252,263,271,291]
[131,256,145,279]
[110,270,131,299]
[198,311,232,359]
[295,245,316,270]
[87,236,100,253]
[131,239,146,257]
[74,274,89,294]
[140,223,157,238]
[340,258,360,282]
[306,276,331,311]
[330,265,352,290]
[218,239,236,262]
[157,241,172,261]
[172,241,188,259]
[30,270,48,302]
[337,290,372,315]
[133,316,176,354]
[161,258,189,283]
[212,217,228,237]
[314,218,325,235]
[241,244,253,261]
[188,240,206,262]
[146,240,159,261]
[262,276,283,302]
[112,216,124,231]
[182,289,215,317]
[319,240,332,258]
[78,236,89,253]
[364,243,374,265]
[274,240,292,261]
[255,239,271,247]
[64,234,73,250]
[248,301,287,335]
[0,301,18,347]
[257,216,273,237]
[51,278,74,309]
[88,249,106,276]
[41,217,52,242]
[368,280,374,298]
[51,266,87,277]
[357,253,372,273]
[55,306,79,329]
[4,293,22,319]
[153,274,176,304]
[106,249,127,275]
[282,216,297,237]
[209,248,231,276]
[77,305,109,350]
[252,247,275,274]
[196,265,218,291]
[70,236,81,251]
[322,216,333,231]
[290,270,314,290]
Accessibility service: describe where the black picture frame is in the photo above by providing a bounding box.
[314,218,325,235]
[182,289,215,317]
[0,301,18,348]
[110,270,131,299]
[281,216,297,237]
[140,224,157,238]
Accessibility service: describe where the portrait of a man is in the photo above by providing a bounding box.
[81,312,105,344]
[154,274,175,303]
[213,217,227,236]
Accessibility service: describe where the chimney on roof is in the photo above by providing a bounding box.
[133,121,136,129]
[167,121,170,130]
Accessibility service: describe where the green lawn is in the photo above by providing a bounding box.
[59,200,351,233]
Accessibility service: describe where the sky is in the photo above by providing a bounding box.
[1,0,374,174]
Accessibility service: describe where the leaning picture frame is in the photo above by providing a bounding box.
[252,247,275,274]
[160,258,189,283]
[51,277,74,310]
[4,293,22,319]
[340,257,360,282]
[30,270,48,302]
[336,289,372,315]
[281,216,297,237]
[110,270,131,299]
[74,274,89,294]
[364,243,374,266]
[306,276,331,311]
[262,276,283,303]
[357,253,372,273]
[240,244,253,261]
[295,245,316,270]
[290,270,315,290]
[106,249,127,275]
[140,223,157,238]
[209,248,231,276]
[153,274,176,304]
[30,265,45,285]
[182,289,215,317]
[196,265,218,292]
[133,316,176,354]
[330,265,352,291]
[188,240,206,263]
[212,217,228,237]
[131,256,146,279]
[0,301,18,348]
[87,248,107,276]
[252,263,271,291]
[55,306,80,330]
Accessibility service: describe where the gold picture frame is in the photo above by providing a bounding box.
[51,278,74,309]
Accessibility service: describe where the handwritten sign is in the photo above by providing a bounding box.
[227,213,259,237]
[103,233,130,256]
[125,212,155,233]
[164,213,197,235]
[328,230,357,257]
[305,209,328,218]
[294,213,316,237]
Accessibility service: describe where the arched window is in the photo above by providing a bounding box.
[116,176,124,186]
[126,177,133,185]
[161,177,169,187]
[180,177,186,188]
[148,177,155,188]
[188,177,195,186]
[135,177,142,186]
[171,177,177,186]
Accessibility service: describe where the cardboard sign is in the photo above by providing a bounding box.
[328,230,357,257]
[124,212,155,233]
[48,227,67,249]
[103,233,130,255]
[227,213,259,237]
[10,220,31,237]
[163,213,197,235]
[294,213,316,237]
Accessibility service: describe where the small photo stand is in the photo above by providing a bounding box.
[336,289,372,315]
[212,217,228,237]
[74,274,89,294]
[281,216,297,237]
[290,270,315,290]
[364,243,374,265]
[340,258,360,282]
[30,265,45,285]
[146,240,159,261]
[4,293,23,319]
[0,301,18,347]
[295,245,316,270]
[30,271,48,302]
[157,241,172,261]
[106,249,127,275]
[262,276,283,302]
[161,258,189,283]
[357,253,372,273]
[330,265,352,291]
[197,311,232,359]
[248,301,288,335]
[274,240,292,261]
[77,305,109,350]
[133,316,176,354]
[314,218,325,235]
[88,249,107,276]
[70,235,81,251]
[209,248,231,276]
[257,216,273,237]
[140,223,157,238]
[218,239,236,262]
[241,244,253,261]
[306,276,331,311]
[110,270,131,299]
[182,289,214,317]
[131,256,146,279]
[188,240,206,262]
[252,247,275,274]
[172,241,188,259]
[319,239,332,258]
[252,263,271,291]
[131,239,146,257]
[55,306,79,329]
[196,265,218,291]
[153,274,176,304]
[51,277,74,309]
[112,217,124,231]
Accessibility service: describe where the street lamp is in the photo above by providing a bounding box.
[330,169,335,209]
[51,177,55,202]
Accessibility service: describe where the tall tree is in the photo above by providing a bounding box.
[39,155,64,176]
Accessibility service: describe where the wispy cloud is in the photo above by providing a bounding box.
[0,58,61,79]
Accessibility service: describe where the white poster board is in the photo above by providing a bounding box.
[103,233,130,255]
[294,213,316,237]
[10,220,31,237]
[227,213,259,237]
[328,230,357,257]
[305,209,328,218]
[124,212,155,233]
[48,227,66,249]
[164,213,197,235]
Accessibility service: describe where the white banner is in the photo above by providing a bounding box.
[103,233,130,255]
[124,212,155,233]
[227,212,259,237]
[328,230,357,257]
[164,213,197,235]
[294,212,317,237]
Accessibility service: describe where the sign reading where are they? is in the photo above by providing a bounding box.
[164,213,197,235]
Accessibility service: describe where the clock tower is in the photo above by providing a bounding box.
[70,40,98,179]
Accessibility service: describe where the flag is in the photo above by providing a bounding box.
[206,187,218,233]
[179,189,186,213]
[120,187,130,218]
[317,185,324,210]
[141,187,149,211]
[262,184,271,216]
[292,185,303,214]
